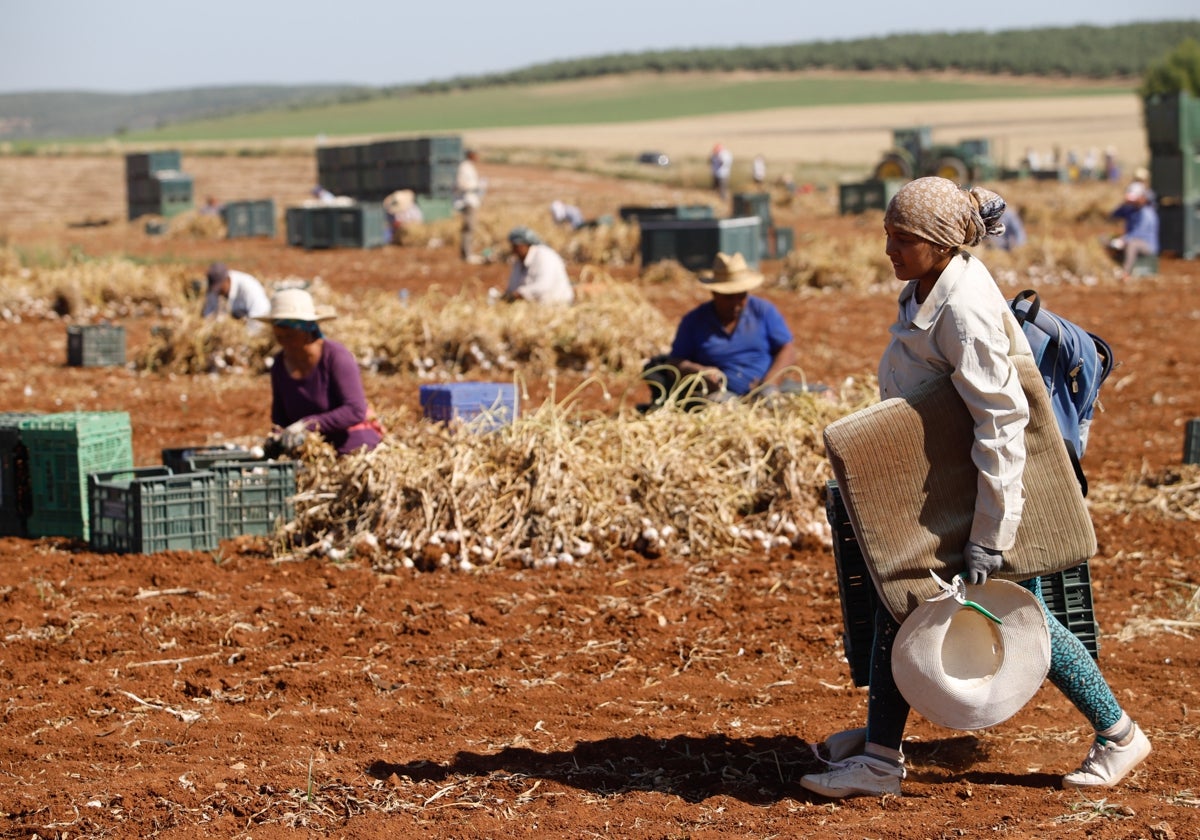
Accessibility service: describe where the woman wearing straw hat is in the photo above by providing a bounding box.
[255,289,382,456]
[801,177,1149,799]
[641,252,800,408]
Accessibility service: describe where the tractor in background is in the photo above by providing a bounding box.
[873,126,998,184]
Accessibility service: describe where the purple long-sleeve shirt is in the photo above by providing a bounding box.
[269,338,380,454]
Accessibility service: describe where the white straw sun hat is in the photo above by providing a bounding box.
[254,288,337,323]
[892,574,1051,731]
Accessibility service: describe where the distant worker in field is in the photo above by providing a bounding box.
[550,199,585,230]
[640,252,829,411]
[202,262,271,326]
[382,189,424,244]
[500,227,574,305]
[710,143,733,202]
[455,149,484,264]
[752,154,767,187]
[1106,181,1159,281]
[985,206,1027,252]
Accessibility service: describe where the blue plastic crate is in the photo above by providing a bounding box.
[20,412,133,540]
[89,466,219,554]
[209,459,296,539]
[419,383,518,432]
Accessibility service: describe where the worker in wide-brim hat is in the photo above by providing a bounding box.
[641,252,800,409]
[254,289,383,456]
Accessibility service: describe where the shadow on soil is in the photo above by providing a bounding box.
[368,732,1048,803]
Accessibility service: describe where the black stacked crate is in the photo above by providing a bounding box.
[316,135,463,203]
[1145,91,1200,258]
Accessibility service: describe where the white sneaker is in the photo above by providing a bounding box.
[1062,723,1151,788]
[800,755,904,798]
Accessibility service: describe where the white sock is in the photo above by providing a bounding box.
[1098,712,1134,746]
[864,743,903,767]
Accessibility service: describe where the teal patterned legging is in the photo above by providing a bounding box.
[1019,575,1123,731]
[866,575,1123,749]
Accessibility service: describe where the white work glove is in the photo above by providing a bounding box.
[963,540,1004,586]
[279,420,309,453]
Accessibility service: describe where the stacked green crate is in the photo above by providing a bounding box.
[638,216,762,271]
[126,150,193,221]
[20,411,133,540]
[0,413,39,537]
[89,467,219,554]
[1145,91,1200,258]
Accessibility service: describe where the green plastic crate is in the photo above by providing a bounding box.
[732,192,773,227]
[125,150,182,179]
[331,203,387,248]
[89,466,219,554]
[209,460,296,538]
[222,200,276,239]
[415,195,455,222]
[66,323,126,367]
[771,226,794,259]
[638,216,762,271]
[20,411,133,540]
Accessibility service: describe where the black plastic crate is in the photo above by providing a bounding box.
[825,480,1101,686]
[210,460,296,538]
[89,466,219,554]
[1185,418,1200,464]
[1040,563,1100,660]
[161,446,258,475]
[0,413,38,537]
[826,480,877,687]
[67,323,126,367]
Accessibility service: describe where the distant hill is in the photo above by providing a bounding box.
[3,20,1197,143]
[0,85,372,142]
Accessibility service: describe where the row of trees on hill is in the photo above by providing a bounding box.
[409,21,1200,94]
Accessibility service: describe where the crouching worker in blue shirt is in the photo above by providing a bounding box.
[640,252,828,411]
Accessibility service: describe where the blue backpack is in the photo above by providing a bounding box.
[1010,289,1114,495]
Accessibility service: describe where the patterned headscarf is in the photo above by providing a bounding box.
[884,176,1007,248]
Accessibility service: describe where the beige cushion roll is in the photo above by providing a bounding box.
[823,354,1095,622]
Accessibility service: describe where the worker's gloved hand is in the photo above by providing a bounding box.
[279,420,309,453]
[963,540,1004,586]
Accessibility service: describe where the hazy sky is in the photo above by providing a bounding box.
[1,0,1193,94]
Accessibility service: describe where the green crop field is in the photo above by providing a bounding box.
[126,73,1133,143]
